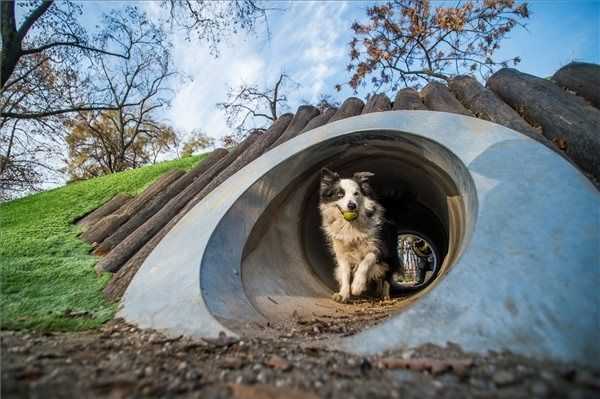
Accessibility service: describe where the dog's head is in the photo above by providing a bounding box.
[319,168,375,218]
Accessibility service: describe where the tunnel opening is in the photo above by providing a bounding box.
[201,131,477,334]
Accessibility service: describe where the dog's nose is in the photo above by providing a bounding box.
[347,202,356,210]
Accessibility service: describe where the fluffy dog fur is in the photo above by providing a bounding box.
[319,168,390,303]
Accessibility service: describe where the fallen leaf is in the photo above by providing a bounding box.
[265,354,291,371]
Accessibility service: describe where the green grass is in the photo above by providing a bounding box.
[0,155,206,331]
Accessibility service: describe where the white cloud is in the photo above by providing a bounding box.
[165,39,265,138]
[270,1,351,103]
[147,1,356,140]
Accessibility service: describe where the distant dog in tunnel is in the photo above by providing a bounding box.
[319,168,391,303]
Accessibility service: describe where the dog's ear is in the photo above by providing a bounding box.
[353,171,374,183]
[353,171,375,197]
[320,168,340,199]
[321,168,340,184]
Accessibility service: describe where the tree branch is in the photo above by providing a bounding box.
[16,1,54,41]
[20,41,129,59]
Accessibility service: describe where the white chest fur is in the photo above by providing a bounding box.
[320,205,381,267]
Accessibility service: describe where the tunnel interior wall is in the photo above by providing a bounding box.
[201,131,478,330]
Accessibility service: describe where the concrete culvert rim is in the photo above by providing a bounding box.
[120,111,599,366]
[202,130,479,334]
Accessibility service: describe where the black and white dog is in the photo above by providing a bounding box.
[319,168,390,303]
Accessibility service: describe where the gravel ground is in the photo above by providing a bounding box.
[2,306,599,399]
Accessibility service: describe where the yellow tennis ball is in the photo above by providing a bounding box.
[343,211,358,221]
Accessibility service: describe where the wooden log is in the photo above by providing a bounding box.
[449,76,579,165]
[104,223,165,301]
[328,97,364,123]
[449,76,546,138]
[119,169,186,218]
[392,88,427,110]
[104,143,253,297]
[270,105,320,147]
[552,62,600,108]
[81,169,185,245]
[301,107,337,133]
[487,68,600,178]
[76,193,132,230]
[421,82,472,116]
[362,94,391,114]
[102,115,292,292]
[93,147,230,258]
[104,207,179,301]
[97,115,293,273]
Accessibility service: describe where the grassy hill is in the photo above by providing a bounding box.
[0,155,206,331]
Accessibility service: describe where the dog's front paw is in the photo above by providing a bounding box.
[381,281,391,300]
[351,277,367,296]
[332,292,349,303]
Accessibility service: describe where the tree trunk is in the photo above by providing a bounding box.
[362,94,391,114]
[552,62,600,108]
[81,169,185,245]
[301,107,337,133]
[76,193,132,231]
[1,1,53,87]
[392,88,427,110]
[1,1,20,88]
[421,82,472,116]
[270,105,320,147]
[487,68,600,179]
[329,97,364,123]
[93,148,229,258]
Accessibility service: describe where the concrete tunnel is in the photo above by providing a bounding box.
[119,111,599,367]
[205,130,476,325]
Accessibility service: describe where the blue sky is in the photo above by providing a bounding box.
[495,0,599,77]
[86,1,600,140]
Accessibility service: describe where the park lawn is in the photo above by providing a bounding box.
[0,154,206,331]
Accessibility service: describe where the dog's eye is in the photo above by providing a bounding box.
[336,190,344,198]
[354,192,359,196]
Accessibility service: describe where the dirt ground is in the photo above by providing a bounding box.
[2,299,599,399]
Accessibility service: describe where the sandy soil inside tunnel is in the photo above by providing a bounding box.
[217,294,421,342]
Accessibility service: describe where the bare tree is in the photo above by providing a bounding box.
[146,124,179,164]
[217,73,297,140]
[65,112,178,180]
[0,0,271,199]
[0,4,170,198]
[0,2,148,120]
[165,0,269,53]
[64,24,176,180]
[1,1,270,118]
[340,0,529,92]
[177,129,214,158]
[0,119,54,201]
[303,94,341,112]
